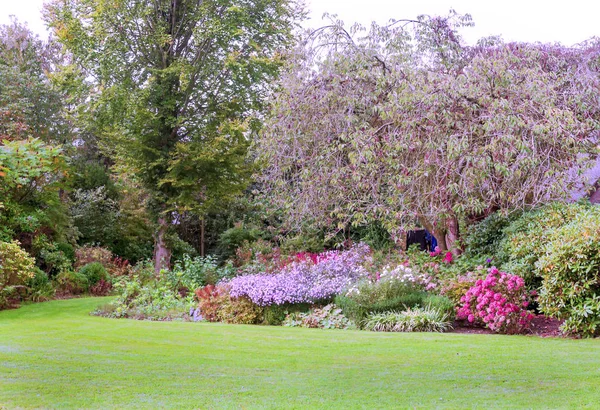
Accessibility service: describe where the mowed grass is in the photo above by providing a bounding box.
[1,298,600,409]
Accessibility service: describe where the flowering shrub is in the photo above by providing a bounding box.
[228,243,370,306]
[457,267,533,334]
[379,264,439,291]
[345,265,422,304]
[441,269,484,306]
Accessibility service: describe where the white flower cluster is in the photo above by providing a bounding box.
[379,264,418,283]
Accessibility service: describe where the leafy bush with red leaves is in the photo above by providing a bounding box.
[195,284,228,322]
[90,279,113,296]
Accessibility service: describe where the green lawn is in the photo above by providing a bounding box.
[1,298,600,409]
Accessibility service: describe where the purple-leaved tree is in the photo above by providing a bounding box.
[256,12,600,253]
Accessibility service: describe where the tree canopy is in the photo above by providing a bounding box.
[256,13,600,252]
[45,0,304,271]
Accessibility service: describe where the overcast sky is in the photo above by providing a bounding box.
[1,0,599,46]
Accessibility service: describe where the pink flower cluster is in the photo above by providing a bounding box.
[457,267,533,334]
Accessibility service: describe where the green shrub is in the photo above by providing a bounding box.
[25,268,55,302]
[169,235,198,262]
[464,212,516,258]
[0,240,36,289]
[363,306,453,332]
[78,262,109,286]
[96,275,195,321]
[168,255,221,289]
[56,271,89,294]
[536,207,600,337]
[74,246,113,269]
[218,225,264,259]
[335,286,427,328]
[422,294,456,321]
[263,303,312,326]
[283,304,354,329]
[498,202,589,288]
[218,296,264,325]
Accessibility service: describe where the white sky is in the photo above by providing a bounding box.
[1,0,599,46]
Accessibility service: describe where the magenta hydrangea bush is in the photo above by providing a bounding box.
[457,267,533,334]
[228,243,371,306]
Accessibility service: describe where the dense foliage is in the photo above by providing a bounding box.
[2,5,600,343]
[256,14,600,252]
[536,207,600,337]
[45,0,304,272]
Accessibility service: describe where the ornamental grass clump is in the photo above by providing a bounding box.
[457,267,533,334]
[227,243,370,306]
[364,306,453,332]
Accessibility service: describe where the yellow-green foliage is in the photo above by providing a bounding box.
[0,241,35,289]
[218,296,264,325]
[498,202,591,287]
[537,207,600,337]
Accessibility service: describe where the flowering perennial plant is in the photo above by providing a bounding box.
[228,243,370,306]
[457,267,533,334]
[378,264,438,291]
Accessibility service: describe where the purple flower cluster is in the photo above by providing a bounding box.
[228,243,371,306]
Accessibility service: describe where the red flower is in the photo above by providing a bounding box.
[443,252,453,264]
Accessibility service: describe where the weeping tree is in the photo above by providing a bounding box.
[45,0,304,272]
[256,12,600,253]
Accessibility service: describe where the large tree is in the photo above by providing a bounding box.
[45,0,303,272]
[256,13,600,253]
[0,19,68,144]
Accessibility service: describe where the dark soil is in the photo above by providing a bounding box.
[452,315,564,337]
[526,315,564,337]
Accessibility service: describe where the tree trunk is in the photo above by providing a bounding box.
[200,218,205,257]
[153,216,172,275]
[418,216,447,251]
[435,231,448,251]
[446,215,462,256]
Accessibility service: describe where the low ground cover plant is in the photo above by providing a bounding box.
[363,306,453,332]
[283,304,354,329]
